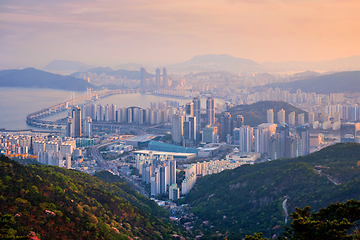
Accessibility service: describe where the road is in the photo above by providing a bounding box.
[89,140,148,197]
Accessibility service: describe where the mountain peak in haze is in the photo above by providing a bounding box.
[186,54,259,65]
[43,60,94,73]
[167,54,260,73]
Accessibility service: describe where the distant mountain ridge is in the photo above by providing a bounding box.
[42,54,360,75]
[167,54,260,73]
[266,71,360,94]
[43,60,94,72]
[0,68,94,91]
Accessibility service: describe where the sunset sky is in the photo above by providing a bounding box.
[1,0,360,68]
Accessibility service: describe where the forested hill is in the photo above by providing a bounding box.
[184,143,360,239]
[265,71,360,94]
[218,101,307,127]
[0,155,189,239]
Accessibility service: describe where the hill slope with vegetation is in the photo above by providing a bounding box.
[218,101,307,127]
[184,143,360,239]
[265,71,360,94]
[0,156,189,239]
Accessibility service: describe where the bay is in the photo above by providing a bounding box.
[0,87,224,130]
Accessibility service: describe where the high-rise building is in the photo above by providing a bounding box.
[254,123,277,154]
[140,67,146,90]
[298,113,305,125]
[163,68,168,88]
[183,116,197,141]
[297,124,310,156]
[277,123,290,158]
[236,115,244,128]
[239,126,253,152]
[172,114,184,143]
[66,116,74,138]
[267,109,274,124]
[286,135,303,158]
[185,102,194,117]
[193,97,201,132]
[156,68,161,89]
[91,103,97,121]
[308,112,315,125]
[72,106,82,137]
[288,112,295,126]
[83,117,92,138]
[277,109,286,124]
[202,125,218,143]
[127,108,133,123]
[159,165,168,194]
[221,112,232,142]
[268,133,282,160]
[206,97,215,125]
[170,160,176,185]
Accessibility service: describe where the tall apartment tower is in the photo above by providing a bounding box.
[206,97,215,125]
[170,160,176,185]
[239,125,253,152]
[83,117,92,138]
[192,97,201,132]
[163,68,168,88]
[221,112,232,142]
[72,106,82,137]
[267,109,274,124]
[66,116,74,138]
[288,112,296,126]
[297,124,310,156]
[140,67,146,90]
[185,102,194,117]
[172,114,184,143]
[156,68,161,89]
[236,115,244,128]
[298,113,305,125]
[277,109,286,124]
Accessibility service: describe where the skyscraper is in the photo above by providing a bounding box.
[206,97,215,125]
[236,115,244,128]
[297,124,310,156]
[298,113,305,125]
[267,109,274,124]
[72,106,82,137]
[140,67,146,90]
[277,109,286,124]
[172,114,184,143]
[221,112,232,142]
[193,97,201,132]
[156,68,161,89]
[66,116,74,138]
[163,68,168,88]
[183,116,197,141]
[185,102,194,117]
[83,117,92,138]
[239,125,253,152]
[170,160,176,185]
[288,111,295,126]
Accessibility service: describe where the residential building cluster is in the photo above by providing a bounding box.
[0,132,91,170]
[134,152,177,198]
[181,151,260,194]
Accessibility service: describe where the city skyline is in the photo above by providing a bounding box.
[1,0,360,69]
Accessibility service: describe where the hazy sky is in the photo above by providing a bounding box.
[1,0,360,68]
